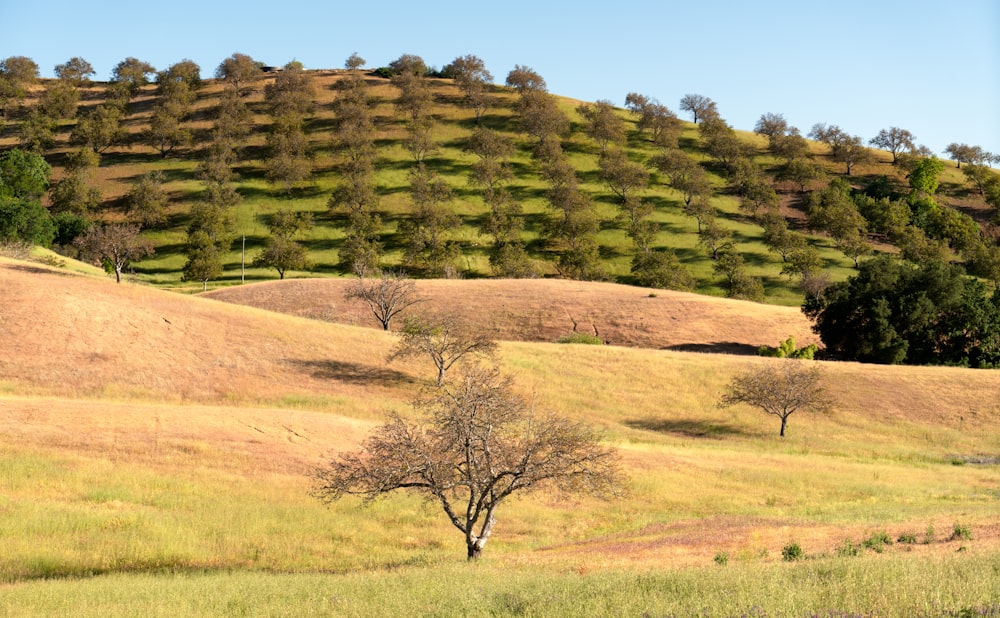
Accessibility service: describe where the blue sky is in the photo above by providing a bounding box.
[2,0,997,157]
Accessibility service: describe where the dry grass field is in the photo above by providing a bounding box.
[2,255,1000,615]
[204,277,820,353]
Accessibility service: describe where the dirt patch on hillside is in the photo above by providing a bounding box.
[205,278,819,353]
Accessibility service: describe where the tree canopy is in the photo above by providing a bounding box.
[804,256,1000,367]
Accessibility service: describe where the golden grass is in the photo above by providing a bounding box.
[204,277,820,352]
[3,257,1000,586]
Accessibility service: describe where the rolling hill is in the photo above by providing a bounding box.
[2,254,1000,614]
[3,64,995,305]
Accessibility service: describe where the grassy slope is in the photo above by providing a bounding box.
[12,70,984,304]
[2,258,999,615]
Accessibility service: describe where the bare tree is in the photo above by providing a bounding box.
[869,127,915,164]
[312,364,624,560]
[74,223,154,283]
[718,362,829,437]
[679,93,718,124]
[344,271,424,331]
[388,314,497,385]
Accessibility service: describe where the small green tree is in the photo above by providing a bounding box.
[252,210,312,279]
[126,171,168,228]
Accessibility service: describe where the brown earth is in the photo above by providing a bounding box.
[204,277,820,354]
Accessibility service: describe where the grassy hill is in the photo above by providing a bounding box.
[2,256,999,615]
[4,67,995,304]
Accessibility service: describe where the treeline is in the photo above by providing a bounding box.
[2,51,1000,317]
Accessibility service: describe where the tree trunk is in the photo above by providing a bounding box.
[467,542,482,561]
[779,416,788,437]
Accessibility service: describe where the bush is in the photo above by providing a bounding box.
[863,530,893,553]
[897,532,918,545]
[950,522,973,541]
[781,542,803,561]
[557,332,604,345]
[758,336,818,359]
[713,551,728,566]
[835,538,861,557]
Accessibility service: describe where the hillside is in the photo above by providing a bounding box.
[3,62,996,307]
[4,256,1000,613]
[203,277,819,353]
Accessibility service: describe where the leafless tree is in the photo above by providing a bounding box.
[718,362,830,437]
[312,364,625,560]
[74,223,154,283]
[388,314,497,386]
[344,271,424,331]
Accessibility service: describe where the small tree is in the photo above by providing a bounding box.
[126,171,168,227]
[312,364,624,560]
[252,210,312,280]
[344,271,424,331]
[74,223,154,283]
[388,314,497,386]
[679,94,718,124]
[718,362,829,437]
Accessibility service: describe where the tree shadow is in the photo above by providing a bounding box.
[666,342,761,355]
[624,417,747,438]
[287,359,414,386]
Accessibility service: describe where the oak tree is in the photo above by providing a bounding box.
[74,223,154,283]
[387,314,497,386]
[869,127,915,164]
[54,57,95,85]
[215,53,260,96]
[443,54,493,123]
[125,171,168,228]
[577,100,625,153]
[313,364,624,560]
[344,271,425,331]
[679,93,717,124]
[719,362,829,437]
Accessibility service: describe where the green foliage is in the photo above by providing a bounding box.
[906,157,945,196]
[758,336,817,359]
[950,523,972,541]
[51,211,91,248]
[836,538,861,557]
[557,332,604,345]
[781,542,803,561]
[4,61,996,295]
[0,197,54,246]
[631,249,694,290]
[713,551,729,565]
[805,256,1000,367]
[897,532,918,545]
[863,530,893,553]
[0,149,51,200]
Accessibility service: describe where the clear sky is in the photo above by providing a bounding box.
[2,0,997,157]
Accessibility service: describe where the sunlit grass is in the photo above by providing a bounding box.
[3,553,998,617]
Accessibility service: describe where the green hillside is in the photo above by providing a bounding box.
[1,57,997,306]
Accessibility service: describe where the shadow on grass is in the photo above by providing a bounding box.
[666,342,761,355]
[288,359,414,386]
[3,263,77,276]
[624,417,748,438]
